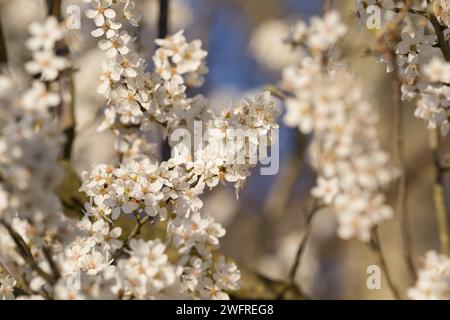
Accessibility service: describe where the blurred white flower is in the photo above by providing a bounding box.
[408,251,450,300]
[25,50,68,81]
[0,276,16,300]
[250,20,299,71]
[26,16,64,51]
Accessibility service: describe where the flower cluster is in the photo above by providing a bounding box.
[25,16,68,82]
[77,158,243,299]
[77,87,278,298]
[0,17,76,300]
[356,0,450,299]
[357,1,450,135]
[408,251,450,299]
[86,0,210,159]
[60,217,122,279]
[0,18,71,230]
[0,0,280,299]
[2,0,449,302]
[154,30,208,87]
[0,275,15,300]
[432,0,450,28]
[115,239,182,299]
[0,18,70,229]
[66,0,281,300]
[19,16,70,118]
[290,11,347,53]
[280,11,396,241]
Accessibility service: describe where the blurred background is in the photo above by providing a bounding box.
[0,0,442,299]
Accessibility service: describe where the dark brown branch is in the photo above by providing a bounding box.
[158,0,169,39]
[0,219,57,286]
[47,0,62,19]
[0,14,7,65]
[391,3,450,61]
[46,0,76,161]
[392,7,426,17]
[429,15,450,61]
[158,0,172,161]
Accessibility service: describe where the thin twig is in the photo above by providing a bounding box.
[0,261,36,296]
[381,10,417,280]
[369,227,401,300]
[288,201,321,282]
[112,215,151,262]
[277,200,322,299]
[376,0,417,281]
[392,67,417,279]
[0,219,57,286]
[429,130,450,256]
[264,85,286,100]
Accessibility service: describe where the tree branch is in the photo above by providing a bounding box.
[277,200,322,299]
[47,0,62,19]
[429,14,450,61]
[0,219,57,286]
[158,0,172,161]
[392,63,417,280]
[112,215,151,262]
[47,0,76,161]
[0,14,7,65]
[429,131,450,256]
[377,0,417,280]
[369,227,401,299]
[426,11,450,256]
[158,0,169,39]
[288,201,321,283]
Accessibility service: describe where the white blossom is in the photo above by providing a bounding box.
[408,251,450,300]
